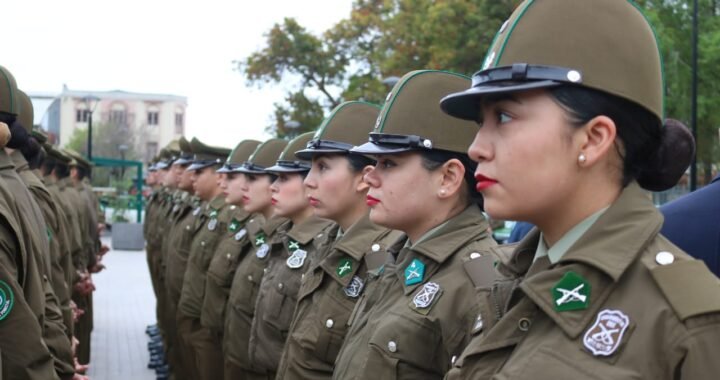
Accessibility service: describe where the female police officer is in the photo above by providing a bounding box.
[332,70,501,380]
[439,0,720,378]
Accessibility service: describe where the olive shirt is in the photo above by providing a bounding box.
[178,195,235,320]
[223,215,286,369]
[332,205,498,380]
[201,209,253,333]
[276,214,402,380]
[247,216,335,374]
[445,183,720,380]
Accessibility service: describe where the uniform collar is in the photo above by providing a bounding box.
[262,215,290,237]
[208,195,226,211]
[9,150,29,172]
[535,207,608,264]
[0,150,16,171]
[404,205,489,264]
[333,213,388,261]
[515,182,663,339]
[286,215,334,245]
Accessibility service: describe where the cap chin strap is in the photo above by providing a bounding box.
[275,160,311,170]
[306,139,354,152]
[368,133,434,150]
[472,63,583,87]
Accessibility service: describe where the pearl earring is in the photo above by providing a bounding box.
[439,189,447,196]
[578,153,587,164]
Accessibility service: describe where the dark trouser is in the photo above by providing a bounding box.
[72,292,92,364]
[224,359,275,380]
[176,313,201,380]
[191,327,225,380]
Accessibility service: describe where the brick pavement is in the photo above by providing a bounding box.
[86,237,157,380]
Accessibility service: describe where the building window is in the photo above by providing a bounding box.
[175,112,184,134]
[76,109,90,123]
[145,142,158,163]
[109,103,128,126]
[147,111,159,125]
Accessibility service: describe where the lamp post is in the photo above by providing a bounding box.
[285,120,301,139]
[83,95,100,161]
[382,76,400,88]
[689,0,698,191]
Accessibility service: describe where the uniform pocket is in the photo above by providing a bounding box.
[367,310,443,379]
[232,256,265,314]
[207,239,244,287]
[515,346,642,380]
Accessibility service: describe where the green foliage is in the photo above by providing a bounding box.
[239,0,720,180]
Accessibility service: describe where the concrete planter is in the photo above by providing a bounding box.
[111,222,145,251]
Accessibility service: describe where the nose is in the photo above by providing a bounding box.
[270,178,280,193]
[304,168,318,189]
[363,166,380,188]
[467,125,493,164]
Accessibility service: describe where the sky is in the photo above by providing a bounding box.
[4,0,353,148]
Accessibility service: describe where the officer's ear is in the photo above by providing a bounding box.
[576,115,618,169]
[356,165,373,193]
[437,158,465,199]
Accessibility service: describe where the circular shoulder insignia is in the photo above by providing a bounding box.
[0,280,14,321]
[256,243,270,259]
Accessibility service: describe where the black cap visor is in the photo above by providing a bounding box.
[187,159,222,172]
[295,139,354,160]
[235,162,269,174]
[265,160,311,174]
[173,156,194,166]
[350,133,434,155]
[440,64,583,121]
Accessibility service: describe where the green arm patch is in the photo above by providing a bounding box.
[0,280,14,321]
[651,260,720,321]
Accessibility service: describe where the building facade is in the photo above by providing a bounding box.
[38,85,187,163]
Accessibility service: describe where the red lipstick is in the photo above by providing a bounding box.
[242,196,250,204]
[308,197,319,207]
[271,198,278,205]
[475,174,498,191]
[366,195,381,206]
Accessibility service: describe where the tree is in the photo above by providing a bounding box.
[65,121,138,186]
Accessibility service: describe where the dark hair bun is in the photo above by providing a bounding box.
[637,119,695,192]
[6,121,29,149]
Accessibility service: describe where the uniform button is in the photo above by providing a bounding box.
[226,253,232,259]
[470,252,481,260]
[249,219,254,223]
[301,274,305,280]
[278,283,284,290]
[317,233,323,238]
[230,205,236,210]
[451,355,457,365]
[655,251,675,265]
[263,268,268,274]
[518,318,531,332]
[248,275,253,282]
[371,244,380,252]
[201,241,206,247]
[185,226,191,230]
[325,319,334,328]
[387,341,397,353]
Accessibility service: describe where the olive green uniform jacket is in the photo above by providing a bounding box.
[223,215,285,370]
[332,205,498,380]
[178,195,235,320]
[247,216,335,374]
[276,214,402,380]
[200,208,252,333]
[2,151,74,379]
[165,195,201,309]
[445,183,720,380]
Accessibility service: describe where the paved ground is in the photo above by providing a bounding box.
[86,237,157,380]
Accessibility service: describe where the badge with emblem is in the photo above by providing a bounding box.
[344,276,364,298]
[228,218,240,233]
[286,249,307,269]
[0,280,14,321]
[583,309,630,356]
[336,258,353,278]
[207,218,218,231]
[413,282,441,309]
[256,243,270,259]
[234,228,247,241]
[552,271,591,312]
[173,204,180,213]
[192,207,202,216]
[404,258,425,286]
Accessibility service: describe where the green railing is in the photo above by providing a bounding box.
[91,157,144,223]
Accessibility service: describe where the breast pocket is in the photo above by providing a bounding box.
[262,270,301,340]
[232,256,266,315]
[511,346,642,380]
[208,239,245,287]
[366,310,443,380]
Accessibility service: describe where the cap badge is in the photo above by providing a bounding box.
[552,271,591,311]
[404,258,425,286]
[583,309,630,356]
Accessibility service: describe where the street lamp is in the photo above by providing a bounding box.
[83,95,100,161]
[382,76,400,88]
[285,120,301,139]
